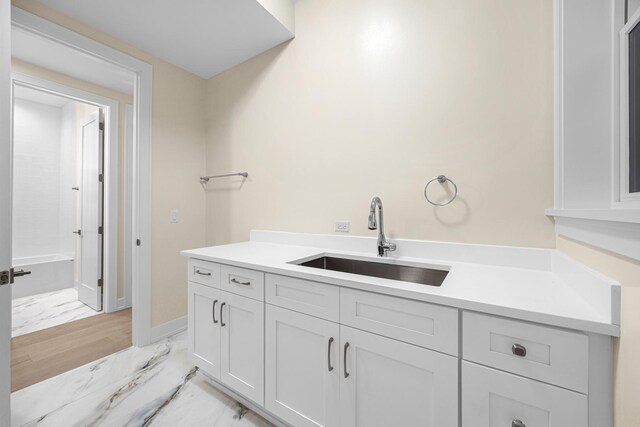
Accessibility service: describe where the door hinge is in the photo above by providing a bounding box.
[98,226,103,235]
[98,278,103,288]
[99,122,104,131]
[136,239,141,246]
[0,270,10,286]
[98,174,103,182]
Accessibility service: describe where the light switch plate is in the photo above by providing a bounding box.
[170,209,179,223]
[335,221,350,232]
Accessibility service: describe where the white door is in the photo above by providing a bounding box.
[462,362,587,427]
[340,325,458,427]
[265,305,340,427]
[77,109,103,311]
[187,282,221,378]
[0,1,12,423]
[219,290,264,405]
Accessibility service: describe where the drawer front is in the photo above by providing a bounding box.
[188,259,220,287]
[340,288,458,355]
[463,311,588,393]
[462,362,587,427]
[266,274,340,322]
[220,265,265,301]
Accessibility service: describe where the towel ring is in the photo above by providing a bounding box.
[424,175,457,206]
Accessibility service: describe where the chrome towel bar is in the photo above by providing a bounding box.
[200,172,248,183]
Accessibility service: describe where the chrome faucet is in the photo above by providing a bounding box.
[368,196,397,257]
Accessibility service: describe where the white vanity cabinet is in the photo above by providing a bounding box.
[187,261,265,406]
[264,274,459,427]
[186,259,613,427]
[462,362,587,427]
[187,282,221,376]
[219,289,264,405]
[461,312,610,427]
[265,304,340,427]
[339,325,458,427]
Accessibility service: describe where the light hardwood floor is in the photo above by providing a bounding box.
[11,308,132,392]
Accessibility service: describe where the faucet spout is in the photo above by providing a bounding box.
[367,197,396,257]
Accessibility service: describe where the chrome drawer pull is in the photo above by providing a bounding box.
[344,342,350,378]
[220,302,226,327]
[195,270,211,277]
[212,300,218,324]
[327,337,334,372]
[512,419,526,427]
[231,278,251,286]
[512,344,527,357]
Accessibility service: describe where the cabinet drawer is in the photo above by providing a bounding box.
[462,362,587,427]
[340,288,458,355]
[188,259,220,287]
[266,274,340,322]
[220,265,264,301]
[463,311,588,393]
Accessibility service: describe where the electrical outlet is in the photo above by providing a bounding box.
[170,209,179,223]
[335,221,350,232]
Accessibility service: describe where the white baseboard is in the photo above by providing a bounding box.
[116,297,129,310]
[150,316,187,343]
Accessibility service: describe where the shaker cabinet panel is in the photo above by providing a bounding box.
[462,362,587,427]
[188,282,221,378]
[265,305,340,427]
[219,290,265,405]
[339,325,458,427]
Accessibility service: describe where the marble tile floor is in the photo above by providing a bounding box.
[12,288,101,337]
[11,332,274,427]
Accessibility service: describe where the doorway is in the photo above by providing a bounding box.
[11,84,106,337]
[1,7,153,422]
[9,78,135,392]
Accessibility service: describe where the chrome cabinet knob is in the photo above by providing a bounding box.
[512,343,527,357]
[512,419,526,427]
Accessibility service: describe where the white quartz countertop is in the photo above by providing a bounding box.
[181,233,621,337]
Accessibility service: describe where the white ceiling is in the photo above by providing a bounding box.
[37,0,296,79]
[12,27,136,95]
[13,84,71,107]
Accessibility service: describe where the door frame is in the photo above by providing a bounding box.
[11,7,153,346]
[1,0,12,423]
[12,72,119,313]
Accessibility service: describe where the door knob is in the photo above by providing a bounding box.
[73,229,82,236]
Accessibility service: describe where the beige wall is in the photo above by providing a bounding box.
[12,0,208,326]
[205,0,555,248]
[557,236,640,427]
[12,59,131,300]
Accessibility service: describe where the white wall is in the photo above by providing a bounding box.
[13,98,64,259]
[13,97,79,262]
[59,101,77,259]
[205,0,555,249]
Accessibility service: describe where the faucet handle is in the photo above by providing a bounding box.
[380,241,397,256]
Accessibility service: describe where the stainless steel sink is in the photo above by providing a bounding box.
[296,256,449,287]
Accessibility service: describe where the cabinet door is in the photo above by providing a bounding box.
[265,305,340,427]
[340,325,458,427]
[219,290,265,405]
[462,362,587,427]
[188,282,221,378]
